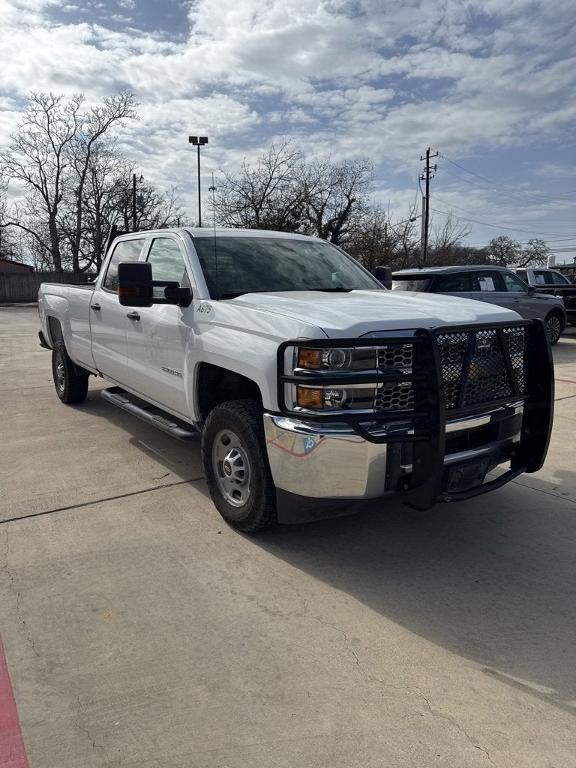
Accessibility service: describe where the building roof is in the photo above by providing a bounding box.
[0,257,34,272]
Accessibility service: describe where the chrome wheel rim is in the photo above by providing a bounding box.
[212,429,251,508]
[55,355,66,393]
[546,315,561,343]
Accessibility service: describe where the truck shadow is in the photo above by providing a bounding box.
[81,389,576,718]
[254,477,576,716]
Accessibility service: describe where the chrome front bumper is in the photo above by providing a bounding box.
[264,401,525,502]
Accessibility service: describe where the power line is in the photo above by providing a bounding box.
[430,204,576,238]
[439,165,572,208]
[440,154,576,204]
[432,194,576,240]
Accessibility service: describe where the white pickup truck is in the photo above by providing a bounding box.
[38,228,554,531]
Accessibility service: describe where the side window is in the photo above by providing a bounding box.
[470,271,503,292]
[533,270,549,285]
[432,273,472,292]
[501,271,527,293]
[103,239,143,292]
[550,271,569,285]
[146,238,190,299]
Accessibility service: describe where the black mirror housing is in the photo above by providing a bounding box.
[118,262,153,306]
[164,285,192,307]
[118,261,193,307]
[373,265,393,289]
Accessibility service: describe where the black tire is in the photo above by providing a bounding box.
[201,399,277,532]
[51,342,89,404]
[545,310,564,345]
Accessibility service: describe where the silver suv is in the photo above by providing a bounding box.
[392,265,567,344]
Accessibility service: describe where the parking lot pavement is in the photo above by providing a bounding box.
[1,306,575,768]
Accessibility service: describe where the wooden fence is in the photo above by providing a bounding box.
[0,272,94,303]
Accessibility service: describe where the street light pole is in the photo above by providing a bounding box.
[189,136,209,227]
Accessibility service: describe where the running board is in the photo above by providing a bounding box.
[101,387,200,440]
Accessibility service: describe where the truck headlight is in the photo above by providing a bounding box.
[296,346,377,371]
[295,384,376,410]
[283,342,414,415]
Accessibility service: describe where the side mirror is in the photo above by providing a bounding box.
[164,285,193,307]
[527,286,536,296]
[373,265,392,290]
[118,262,153,307]
[118,262,193,307]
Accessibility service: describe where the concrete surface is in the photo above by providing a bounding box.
[0,305,575,768]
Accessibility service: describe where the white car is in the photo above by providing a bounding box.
[38,229,554,532]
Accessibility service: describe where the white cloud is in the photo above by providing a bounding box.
[0,0,574,244]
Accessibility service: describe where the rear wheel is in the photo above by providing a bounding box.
[201,399,277,532]
[51,342,89,404]
[545,311,564,345]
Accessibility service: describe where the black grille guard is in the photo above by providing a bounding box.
[277,319,554,509]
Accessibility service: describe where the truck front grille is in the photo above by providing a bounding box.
[437,326,528,410]
[372,327,528,414]
[374,344,414,411]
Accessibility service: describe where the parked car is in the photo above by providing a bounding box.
[513,267,576,325]
[392,265,567,344]
[38,229,553,532]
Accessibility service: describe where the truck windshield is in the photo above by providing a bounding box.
[192,236,381,299]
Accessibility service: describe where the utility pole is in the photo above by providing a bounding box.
[189,136,209,227]
[419,147,438,265]
[132,173,137,232]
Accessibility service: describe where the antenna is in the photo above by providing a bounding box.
[208,171,219,299]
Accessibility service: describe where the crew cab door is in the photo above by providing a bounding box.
[121,235,194,419]
[90,237,145,383]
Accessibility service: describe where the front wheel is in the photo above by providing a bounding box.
[545,311,564,345]
[52,342,89,404]
[201,399,277,532]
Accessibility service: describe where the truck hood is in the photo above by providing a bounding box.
[227,290,520,337]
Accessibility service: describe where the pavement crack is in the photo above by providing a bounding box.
[1,529,41,659]
[75,695,101,751]
[0,475,205,526]
[418,691,497,767]
[302,604,361,668]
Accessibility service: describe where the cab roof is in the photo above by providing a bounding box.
[393,265,512,276]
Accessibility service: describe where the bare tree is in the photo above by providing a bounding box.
[516,238,550,267]
[486,235,522,266]
[302,158,373,245]
[0,91,136,275]
[0,183,18,260]
[0,93,86,271]
[214,143,373,243]
[215,141,305,230]
[430,213,471,258]
[67,92,137,275]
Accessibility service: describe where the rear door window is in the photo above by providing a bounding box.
[470,271,505,292]
[103,239,144,292]
[432,272,473,292]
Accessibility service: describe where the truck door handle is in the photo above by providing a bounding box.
[126,311,140,321]
[91,303,101,311]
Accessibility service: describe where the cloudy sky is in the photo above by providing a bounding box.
[1,0,575,259]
